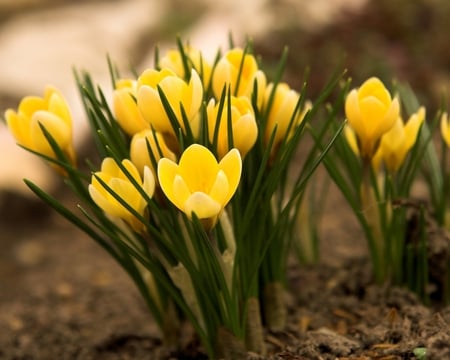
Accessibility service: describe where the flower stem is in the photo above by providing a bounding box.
[263,281,286,331]
[245,297,266,355]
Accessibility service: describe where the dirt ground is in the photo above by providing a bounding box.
[1,0,450,359]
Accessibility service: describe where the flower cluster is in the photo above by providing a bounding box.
[5,40,330,359]
[5,37,449,358]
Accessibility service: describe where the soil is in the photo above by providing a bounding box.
[1,1,450,359]
[1,180,449,360]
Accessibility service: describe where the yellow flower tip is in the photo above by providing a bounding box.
[136,68,203,141]
[212,48,266,108]
[157,144,242,226]
[5,86,76,170]
[345,77,399,160]
[206,95,257,158]
[130,129,176,178]
[113,80,149,136]
[441,111,450,147]
[89,157,154,232]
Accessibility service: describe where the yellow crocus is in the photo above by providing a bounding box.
[440,112,450,147]
[263,82,311,153]
[89,158,155,232]
[376,107,425,173]
[5,86,76,167]
[130,129,176,179]
[345,77,400,160]
[136,68,203,150]
[158,46,212,89]
[212,48,267,109]
[206,95,258,158]
[158,144,242,229]
[113,79,149,136]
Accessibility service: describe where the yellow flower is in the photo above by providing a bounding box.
[376,107,425,173]
[212,48,266,109]
[345,77,400,160]
[136,68,203,149]
[440,111,450,147]
[113,79,149,136]
[89,158,155,232]
[263,82,311,152]
[158,144,242,229]
[158,46,212,89]
[130,129,176,179]
[206,95,258,158]
[5,86,76,167]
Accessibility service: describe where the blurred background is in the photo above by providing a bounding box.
[0,0,449,355]
[1,0,449,193]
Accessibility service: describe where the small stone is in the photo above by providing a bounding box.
[14,240,45,266]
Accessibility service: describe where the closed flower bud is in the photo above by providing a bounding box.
[5,86,76,169]
[158,46,212,89]
[158,144,242,230]
[89,158,155,232]
[206,95,258,158]
[212,48,266,109]
[377,107,425,173]
[113,79,149,136]
[263,82,311,154]
[345,77,400,160]
[130,129,176,179]
[440,112,450,147]
[137,68,203,150]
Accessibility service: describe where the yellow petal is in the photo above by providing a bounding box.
[184,192,221,219]
[208,170,230,205]
[231,113,258,158]
[441,112,450,147]
[178,144,219,193]
[172,174,192,210]
[31,111,72,154]
[218,148,242,204]
[358,77,391,107]
[5,110,33,147]
[158,157,180,203]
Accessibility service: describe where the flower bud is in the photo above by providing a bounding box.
[89,158,155,232]
[345,77,399,160]
[113,79,149,136]
[206,95,257,158]
[212,48,266,109]
[5,86,76,170]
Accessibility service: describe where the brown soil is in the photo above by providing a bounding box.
[1,183,449,360]
[1,1,450,359]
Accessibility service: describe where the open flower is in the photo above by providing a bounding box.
[5,86,76,168]
[137,68,203,151]
[113,79,149,136]
[376,107,425,173]
[158,46,212,89]
[206,95,258,158]
[263,82,311,155]
[89,158,155,232]
[440,112,450,147]
[158,144,242,229]
[130,129,176,179]
[345,77,400,160]
[212,48,266,109]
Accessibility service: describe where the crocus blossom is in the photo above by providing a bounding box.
[137,68,203,150]
[212,48,266,109]
[345,77,400,160]
[206,95,258,158]
[89,158,155,232]
[376,107,425,173]
[5,86,76,167]
[113,79,149,136]
[158,144,242,229]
